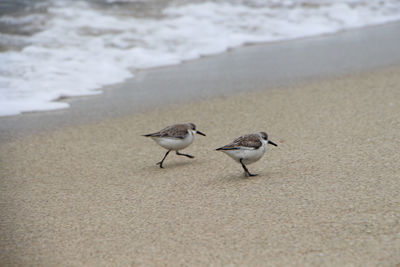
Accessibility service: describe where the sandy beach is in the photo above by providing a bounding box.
[1,64,400,265]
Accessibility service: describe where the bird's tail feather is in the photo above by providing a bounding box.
[216,146,239,151]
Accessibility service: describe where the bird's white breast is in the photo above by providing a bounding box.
[152,131,194,150]
[222,143,266,165]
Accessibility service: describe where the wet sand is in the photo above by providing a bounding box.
[1,66,400,265]
[2,22,400,142]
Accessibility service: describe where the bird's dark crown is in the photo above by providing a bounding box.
[188,123,196,130]
[260,132,268,140]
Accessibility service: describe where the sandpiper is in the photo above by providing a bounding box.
[216,132,277,177]
[143,123,206,168]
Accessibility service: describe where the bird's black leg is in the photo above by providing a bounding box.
[240,158,257,177]
[156,150,171,168]
[176,151,194,159]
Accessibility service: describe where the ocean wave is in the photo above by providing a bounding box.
[1,0,400,116]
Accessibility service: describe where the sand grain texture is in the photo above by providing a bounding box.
[1,67,400,266]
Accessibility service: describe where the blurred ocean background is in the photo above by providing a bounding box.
[1,0,400,116]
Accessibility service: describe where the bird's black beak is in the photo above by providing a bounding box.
[196,130,206,136]
[268,140,278,146]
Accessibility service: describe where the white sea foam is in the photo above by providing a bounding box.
[1,0,400,116]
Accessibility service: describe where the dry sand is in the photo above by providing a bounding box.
[1,67,400,266]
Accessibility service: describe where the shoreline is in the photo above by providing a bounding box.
[1,22,400,143]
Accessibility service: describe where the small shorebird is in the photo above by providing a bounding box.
[216,132,277,177]
[143,123,206,168]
